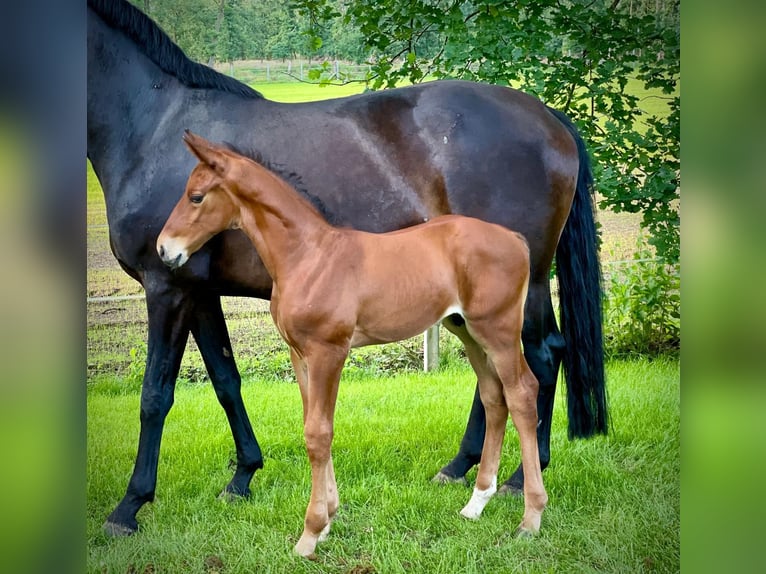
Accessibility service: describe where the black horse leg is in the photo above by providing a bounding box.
[103,287,194,536]
[432,383,485,484]
[190,293,263,498]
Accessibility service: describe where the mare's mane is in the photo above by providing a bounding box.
[88,0,262,99]
[221,142,339,225]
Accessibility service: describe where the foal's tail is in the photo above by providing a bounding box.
[547,107,608,439]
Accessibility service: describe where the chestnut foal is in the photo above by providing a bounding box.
[157,131,547,557]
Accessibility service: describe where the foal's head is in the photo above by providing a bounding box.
[157,131,245,269]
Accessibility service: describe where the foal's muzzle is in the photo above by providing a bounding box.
[157,242,187,270]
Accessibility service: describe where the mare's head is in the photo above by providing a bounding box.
[157,130,244,269]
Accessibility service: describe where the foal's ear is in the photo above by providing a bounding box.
[183,130,228,175]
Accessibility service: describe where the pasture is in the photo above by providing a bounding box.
[87,359,679,573]
[87,80,678,572]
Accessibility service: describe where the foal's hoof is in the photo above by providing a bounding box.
[431,471,468,487]
[294,536,319,560]
[513,526,537,539]
[103,520,137,537]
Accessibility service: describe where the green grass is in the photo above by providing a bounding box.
[253,81,366,103]
[87,357,679,573]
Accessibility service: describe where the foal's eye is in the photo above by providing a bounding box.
[189,194,204,204]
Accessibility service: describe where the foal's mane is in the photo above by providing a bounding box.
[88,0,262,100]
[221,142,339,225]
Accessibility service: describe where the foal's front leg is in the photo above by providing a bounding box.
[290,347,338,526]
[293,345,346,558]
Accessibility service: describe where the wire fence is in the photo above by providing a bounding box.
[86,249,675,383]
[212,59,371,84]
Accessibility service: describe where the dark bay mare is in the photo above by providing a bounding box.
[158,132,547,557]
[88,0,607,536]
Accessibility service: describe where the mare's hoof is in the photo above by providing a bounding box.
[218,486,251,502]
[103,520,137,537]
[497,482,524,497]
[431,471,468,487]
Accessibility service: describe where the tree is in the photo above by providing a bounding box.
[296,0,680,264]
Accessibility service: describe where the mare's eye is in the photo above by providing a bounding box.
[190,194,204,204]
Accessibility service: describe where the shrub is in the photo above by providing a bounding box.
[603,237,680,358]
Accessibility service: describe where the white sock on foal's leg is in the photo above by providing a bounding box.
[317,522,332,542]
[460,476,497,519]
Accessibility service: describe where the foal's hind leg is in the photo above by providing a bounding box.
[492,348,548,534]
[442,319,505,519]
[460,365,508,520]
[435,283,563,493]
[500,282,563,495]
[465,315,547,536]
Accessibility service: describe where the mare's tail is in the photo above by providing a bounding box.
[547,107,608,439]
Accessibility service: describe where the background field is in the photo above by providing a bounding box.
[88,358,679,573]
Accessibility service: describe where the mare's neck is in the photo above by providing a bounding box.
[233,165,333,283]
[88,10,174,166]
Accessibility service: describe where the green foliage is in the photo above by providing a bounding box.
[240,347,295,382]
[133,0,368,63]
[294,0,680,264]
[603,236,680,358]
[127,342,148,386]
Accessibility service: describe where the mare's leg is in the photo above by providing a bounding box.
[501,282,563,494]
[191,293,263,499]
[432,383,484,485]
[432,315,484,484]
[294,345,346,558]
[104,285,194,536]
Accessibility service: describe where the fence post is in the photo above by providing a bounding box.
[424,323,440,372]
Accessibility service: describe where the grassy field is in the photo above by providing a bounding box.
[87,358,679,573]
